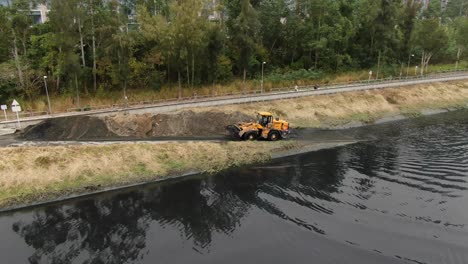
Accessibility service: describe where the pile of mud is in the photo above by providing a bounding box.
[21,110,253,140]
[105,110,252,137]
[21,116,116,140]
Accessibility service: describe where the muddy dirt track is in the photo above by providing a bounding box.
[11,109,362,146]
[19,110,253,141]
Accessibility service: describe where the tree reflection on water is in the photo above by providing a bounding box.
[10,111,468,264]
[11,146,389,264]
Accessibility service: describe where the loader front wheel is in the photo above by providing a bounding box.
[244,132,257,141]
[268,131,280,141]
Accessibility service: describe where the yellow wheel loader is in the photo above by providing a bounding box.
[226,112,290,141]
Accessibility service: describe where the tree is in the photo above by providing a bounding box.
[422,0,442,19]
[445,0,468,18]
[411,19,448,74]
[47,0,82,93]
[88,0,98,93]
[0,7,17,102]
[91,0,123,93]
[454,17,468,69]
[106,0,135,100]
[0,7,11,63]
[229,0,260,92]
[258,0,289,66]
[301,0,356,71]
[204,23,227,86]
[280,7,306,68]
[353,0,403,69]
[173,0,208,89]
[138,0,208,98]
[0,0,39,101]
[401,0,422,58]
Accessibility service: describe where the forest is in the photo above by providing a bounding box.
[0,0,467,108]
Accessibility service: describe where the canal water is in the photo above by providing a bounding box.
[1,110,468,264]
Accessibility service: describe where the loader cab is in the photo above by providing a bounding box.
[257,112,273,127]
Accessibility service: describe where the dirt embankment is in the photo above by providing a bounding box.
[19,80,468,141]
[105,110,252,137]
[21,110,252,140]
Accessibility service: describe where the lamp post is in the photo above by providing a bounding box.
[406,54,414,78]
[399,62,403,79]
[43,76,52,115]
[261,61,266,93]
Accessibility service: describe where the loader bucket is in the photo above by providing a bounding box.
[225,125,242,140]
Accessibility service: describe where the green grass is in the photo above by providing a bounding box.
[425,61,468,72]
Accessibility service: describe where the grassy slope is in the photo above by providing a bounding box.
[197,80,468,127]
[0,141,296,209]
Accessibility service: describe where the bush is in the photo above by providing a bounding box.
[96,85,107,98]
[266,69,324,84]
[217,55,233,82]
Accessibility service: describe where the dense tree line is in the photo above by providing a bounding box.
[0,0,467,103]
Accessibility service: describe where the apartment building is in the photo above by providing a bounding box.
[404,0,451,10]
[0,0,50,24]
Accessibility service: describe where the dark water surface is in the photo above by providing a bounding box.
[1,110,468,264]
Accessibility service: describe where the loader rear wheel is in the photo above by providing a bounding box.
[268,131,280,141]
[243,132,257,141]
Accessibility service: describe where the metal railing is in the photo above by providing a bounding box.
[64,87,272,113]
[270,69,468,93]
[1,111,49,122]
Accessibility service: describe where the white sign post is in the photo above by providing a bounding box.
[1,105,7,121]
[11,99,21,129]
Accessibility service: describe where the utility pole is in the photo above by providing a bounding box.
[43,76,52,115]
[399,62,403,79]
[420,51,424,76]
[406,54,414,78]
[261,61,266,93]
[75,73,80,110]
[376,51,381,80]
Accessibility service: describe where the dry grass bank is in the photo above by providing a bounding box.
[197,80,468,127]
[0,141,295,209]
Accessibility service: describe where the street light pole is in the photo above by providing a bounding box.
[43,76,52,115]
[261,61,266,93]
[399,62,403,79]
[406,54,414,78]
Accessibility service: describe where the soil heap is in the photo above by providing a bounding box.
[21,116,116,140]
[21,110,253,140]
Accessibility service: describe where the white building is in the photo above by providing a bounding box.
[30,3,49,23]
[0,0,50,24]
[404,0,451,10]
